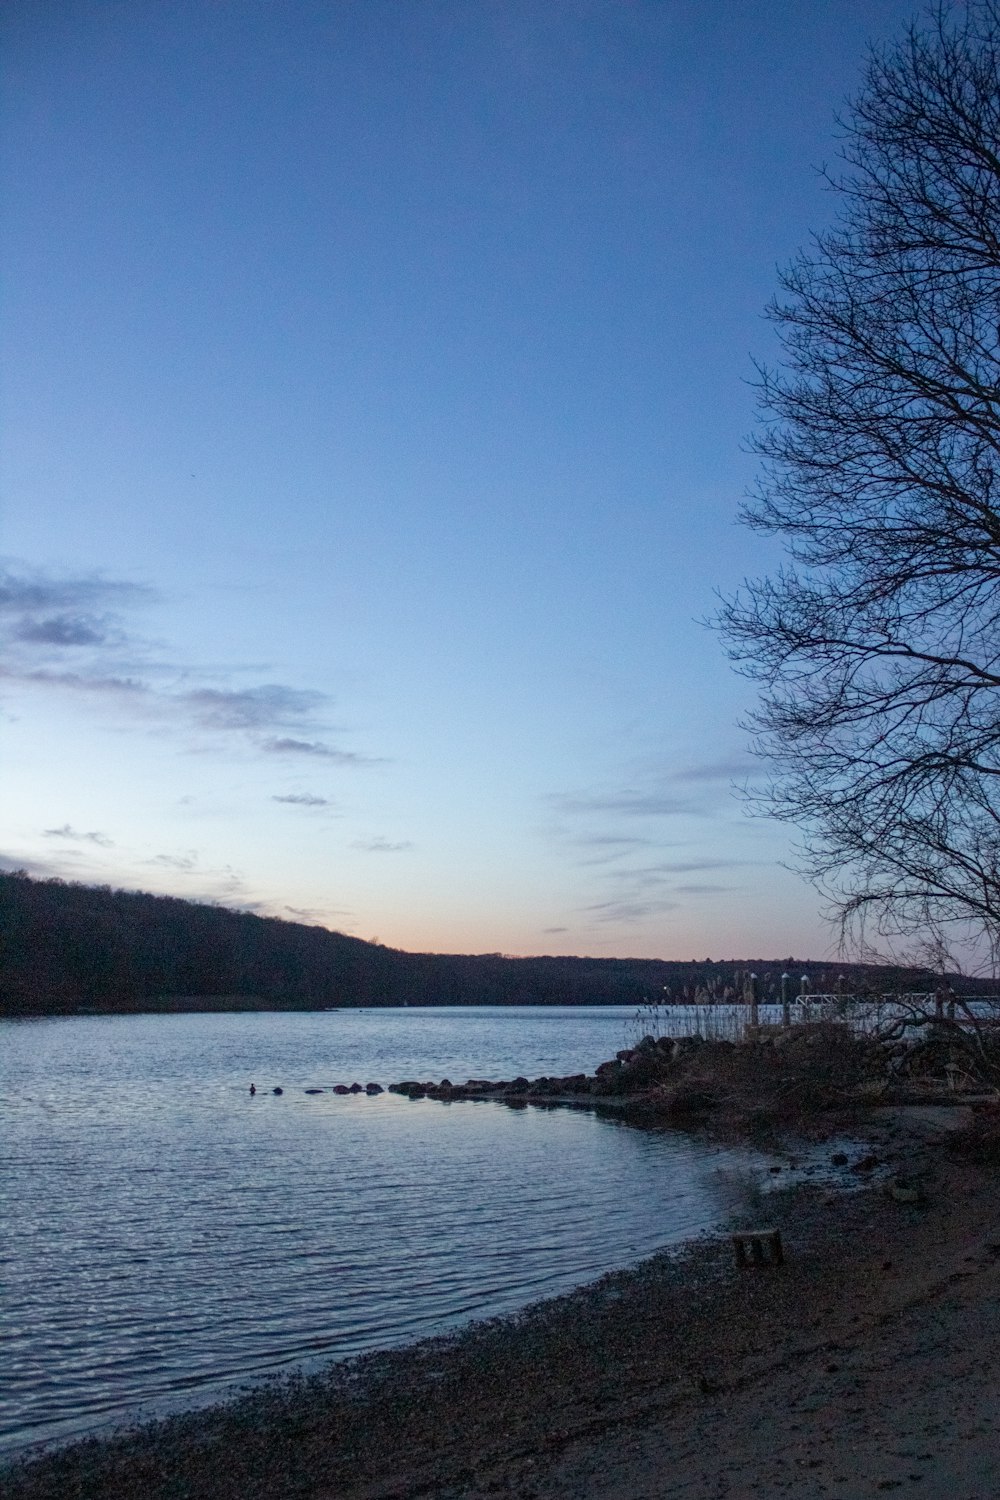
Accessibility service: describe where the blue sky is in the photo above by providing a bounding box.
[1,0,919,959]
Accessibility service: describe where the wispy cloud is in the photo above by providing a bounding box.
[0,562,382,767]
[543,749,761,933]
[674,882,739,895]
[609,858,746,877]
[16,616,109,646]
[272,792,331,808]
[261,737,378,763]
[3,668,148,698]
[584,898,679,924]
[671,757,757,783]
[184,685,326,731]
[146,852,198,871]
[352,837,414,853]
[568,833,654,867]
[570,855,754,928]
[284,904,353,923]
[550,789,701,818]
[43,824,114,847]
[0,850,77,878]
[0,570,153,615]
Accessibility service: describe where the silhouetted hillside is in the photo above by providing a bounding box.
[0,871,984,1017]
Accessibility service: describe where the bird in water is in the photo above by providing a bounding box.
[249,1083,256,1096]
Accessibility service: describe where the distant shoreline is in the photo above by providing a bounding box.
[6,871,984,1020]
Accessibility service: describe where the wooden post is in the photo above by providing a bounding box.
[780,972,792,1027]
[748,972,760,1030]
[732,1228,784,1267]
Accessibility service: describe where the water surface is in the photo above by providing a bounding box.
[1,1007,810,1455]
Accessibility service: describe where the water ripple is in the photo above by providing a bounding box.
[2,1008,791,1454]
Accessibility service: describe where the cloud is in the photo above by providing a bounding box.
[550,789,701,818]
[0,562,384,768]
[569,834,655,867]
[543,925,569,934]
[673,882,739,895]
[16,615,109,646]
[284,904,352,921]
[146,852,198,871]
[0,568,154,624]
[184,685,326,731]
[671,757,757,783]
[571,855,753,929]
[272,793,331,807]
[0,850,75,878]
[575,834,652,849]
[0,567,154,663]
[3,668,148,698]
[43,824,114,847]
[583,898,679,924]
[352,837,414,853]
[262,737,377,764]
[609,858,746,877]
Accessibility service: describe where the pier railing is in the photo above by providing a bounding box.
[627,995,1000,1045]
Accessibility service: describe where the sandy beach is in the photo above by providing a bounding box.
[5,1101,1000,1500]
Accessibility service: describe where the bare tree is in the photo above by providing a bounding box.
[720,2,1000,969]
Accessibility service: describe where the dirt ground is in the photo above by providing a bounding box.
[5,1104,1000,1500]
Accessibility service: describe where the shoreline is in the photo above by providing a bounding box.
[5,1102,994,1500]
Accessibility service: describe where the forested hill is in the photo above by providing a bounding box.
[0,871,975,1017]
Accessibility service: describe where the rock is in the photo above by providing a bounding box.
[830,1152,849,1166]
[349,1083,363,1094]
[365,1083,383,1095]
[621,1050,666,1086]
[655,1086,717,1115]
[507,1076,530,1092]
[272,1087,283,1095]
[332,1085,350,1095]
[850,1153,879,1174]
[304,1088,324,1094]
[595,1059,623,1077]
[887,1177,925,1204]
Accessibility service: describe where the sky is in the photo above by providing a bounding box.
[1,0,922,961]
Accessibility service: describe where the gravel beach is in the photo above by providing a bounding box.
[5,1103,999,1500]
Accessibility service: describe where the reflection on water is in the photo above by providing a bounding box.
[2,1008,798,1454]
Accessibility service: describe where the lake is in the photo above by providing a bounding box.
[1,1006,832,1456]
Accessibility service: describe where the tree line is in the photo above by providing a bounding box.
[0,871,974,1017]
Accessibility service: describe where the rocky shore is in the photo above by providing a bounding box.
[387,1019,894,1128]
[5,1024,1000,1500]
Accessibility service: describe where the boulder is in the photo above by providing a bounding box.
[595,1058,623,1078]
